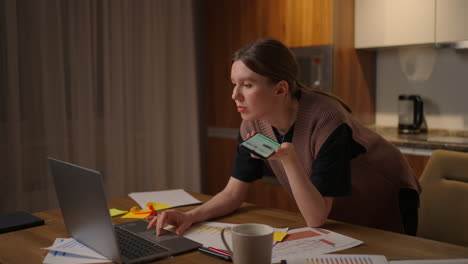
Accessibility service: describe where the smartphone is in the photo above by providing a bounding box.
[240,133,281,159]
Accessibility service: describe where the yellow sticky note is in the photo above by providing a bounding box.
[122,206,152,219]
[121,212,151,219]
[109,208,128,217]
[146,202,172,211]
[273,232,288,242]
[129,206,150,213]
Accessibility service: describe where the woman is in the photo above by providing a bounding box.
[148,38,421,236]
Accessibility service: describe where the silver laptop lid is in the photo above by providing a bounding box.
[48,157,122,263]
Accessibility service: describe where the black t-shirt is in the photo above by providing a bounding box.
[231,123,366,197]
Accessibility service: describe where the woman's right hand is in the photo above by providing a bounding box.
[146,209,194,236]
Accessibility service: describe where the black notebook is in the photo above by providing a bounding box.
[0,211,44,234]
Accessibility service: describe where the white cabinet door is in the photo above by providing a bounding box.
[436,0,468,43]
[355,0,435,48]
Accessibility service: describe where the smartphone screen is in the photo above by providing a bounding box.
[240,133,281,159]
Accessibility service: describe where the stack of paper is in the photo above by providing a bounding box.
[173,222,364,263]
[128,189,201,209]
[42,238,109,264]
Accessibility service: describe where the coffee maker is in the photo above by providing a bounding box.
[398,95,427,134]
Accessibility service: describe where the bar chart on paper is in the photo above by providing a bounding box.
[272,227,363,263]
[189,223,226,235]
[181,222,234,250]
[285,254,389,264]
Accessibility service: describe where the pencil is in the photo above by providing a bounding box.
[198,247,231,261]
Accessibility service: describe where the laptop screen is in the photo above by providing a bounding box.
[49,158,122,263]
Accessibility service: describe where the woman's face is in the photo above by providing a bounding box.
[231,60,278,121]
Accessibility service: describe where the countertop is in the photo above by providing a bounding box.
[371,126,468,153]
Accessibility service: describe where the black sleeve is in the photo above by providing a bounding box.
[231,134,264,182]
[311,124,366,197]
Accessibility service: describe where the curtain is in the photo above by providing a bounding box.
[0,0,201,214]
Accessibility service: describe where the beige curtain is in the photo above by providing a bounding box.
[0,0,201,214]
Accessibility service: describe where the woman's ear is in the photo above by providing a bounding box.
[275,80,289,96]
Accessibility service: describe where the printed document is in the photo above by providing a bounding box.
[128,189,201,209]
[42,238,109,264]
[272,227,363,263]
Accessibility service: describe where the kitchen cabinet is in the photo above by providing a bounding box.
[436,0,468,43]
[355,0,435,48]
[355,0,468,48]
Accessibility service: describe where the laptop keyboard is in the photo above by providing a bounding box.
[115,227,169,260]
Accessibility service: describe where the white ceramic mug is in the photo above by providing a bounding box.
[221,223,273,264]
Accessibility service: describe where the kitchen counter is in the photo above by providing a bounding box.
[371,126,468,153]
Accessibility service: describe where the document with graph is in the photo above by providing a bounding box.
[272,227,363,263]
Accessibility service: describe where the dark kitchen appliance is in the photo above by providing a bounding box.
[290,45,333,93]
[398,94,426,134]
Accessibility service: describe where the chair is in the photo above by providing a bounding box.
[417,149,468,247]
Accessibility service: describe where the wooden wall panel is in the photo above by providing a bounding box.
[247,181,300,212]
[333,0,376,125]
[285,0,333,47]
[204,0,333,129]
[206,138,237,194]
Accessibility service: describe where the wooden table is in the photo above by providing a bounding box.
[1,193,467,263]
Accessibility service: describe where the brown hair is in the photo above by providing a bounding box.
[232,38,351,113]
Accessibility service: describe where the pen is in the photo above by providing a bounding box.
[198,247,231,261]
[208,247,229,255]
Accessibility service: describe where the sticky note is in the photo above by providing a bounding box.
[121,212,151,219]
[121,206,152,219]
[129,206,151,213]
[146,202,172,211]
[121,203,171,219]
[109,208,128,217]
[274,232,288,242]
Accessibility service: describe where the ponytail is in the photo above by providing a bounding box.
[295,81,352,113]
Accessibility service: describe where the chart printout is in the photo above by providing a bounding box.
[272,227,363,263]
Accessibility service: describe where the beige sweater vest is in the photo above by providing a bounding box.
[240,91,421,233]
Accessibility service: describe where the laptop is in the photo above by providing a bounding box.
[48,157,202,264]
